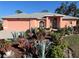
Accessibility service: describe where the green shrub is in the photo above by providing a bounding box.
[73,26,79,34]
[48,39,68,58]
[0,40,5,48]
[0,39,13,48]
[51,45,64,58]
[24,29,30,38]
[49,30,68,58]
[50,32,62,45]
[5,38,14,43]
[0,23,3,30]
[65,26,73,35]
[57,27,73,35]
[45,28,50,30]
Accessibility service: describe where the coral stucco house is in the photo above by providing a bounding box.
[2,13,79,32]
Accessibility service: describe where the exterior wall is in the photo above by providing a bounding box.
[3,18,39,31]
[46,17,51,28]
[60,18,77,28]
[45,16,76,29]
[55,17,60,28]
[3,17,77,32]
[30,19,39,29]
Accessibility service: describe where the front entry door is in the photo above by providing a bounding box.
[39,21,45,28]
[52,18,58,29]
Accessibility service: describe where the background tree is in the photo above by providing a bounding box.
[15,10,23,14]
[76,9,79,17]
[41,10,49,12]
[55,2,79,17]
[55,2,69,15]
[68,2,77,16]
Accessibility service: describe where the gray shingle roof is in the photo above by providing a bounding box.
[2,13,32,18]
[2,12,65,19]
[2,12,79,19]
[62,16,79,19]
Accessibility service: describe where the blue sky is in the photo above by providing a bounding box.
[0,1,79,17]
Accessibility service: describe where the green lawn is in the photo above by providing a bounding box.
[63,34,79,58]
